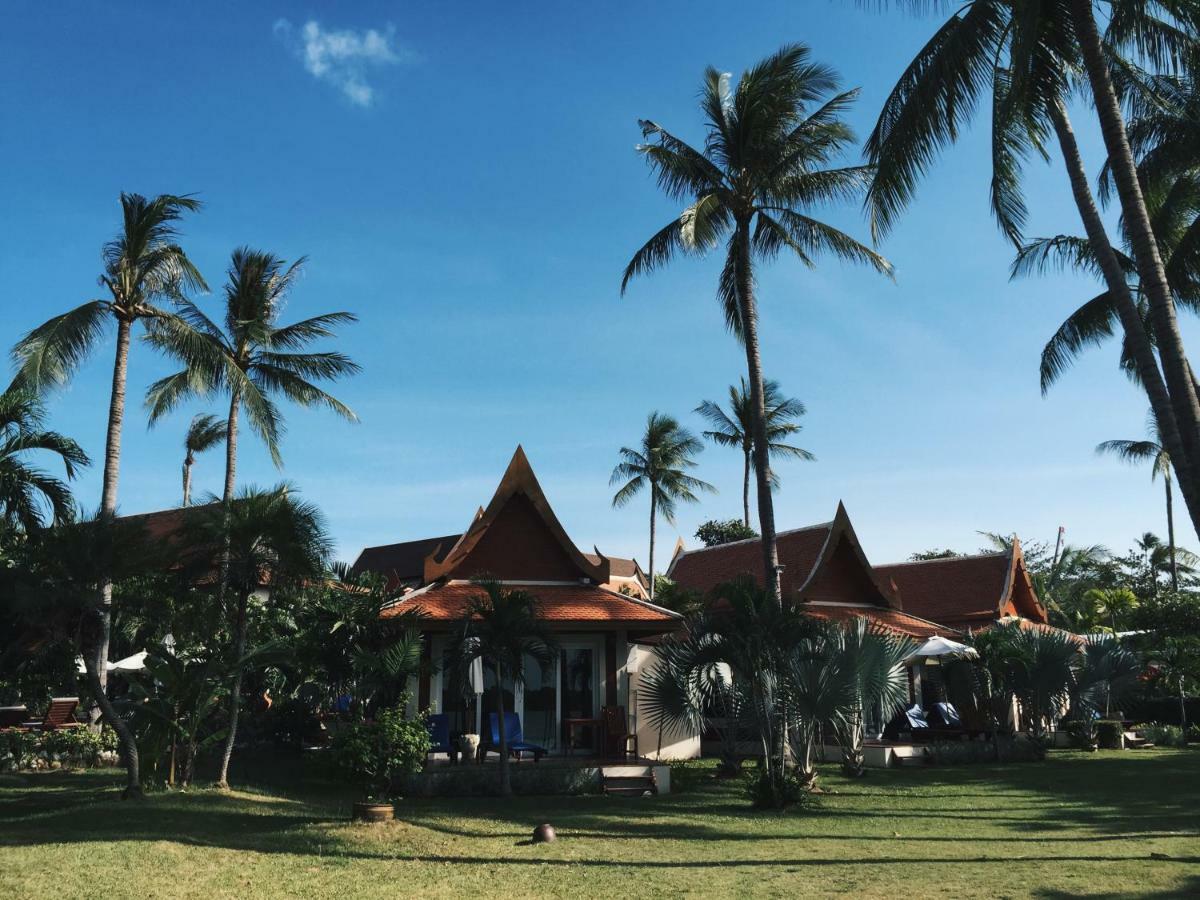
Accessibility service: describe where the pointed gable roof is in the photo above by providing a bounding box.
[421,446,610,584]
[668,502,900,609]
[874,537,1048,631]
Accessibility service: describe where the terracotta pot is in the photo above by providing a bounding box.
[352,801,394,823]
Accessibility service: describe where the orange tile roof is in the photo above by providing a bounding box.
[874,553,1013,630]
[380,581,680,624]
[668,523,834,598]
[801,604,956,639]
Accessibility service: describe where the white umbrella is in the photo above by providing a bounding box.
[904,636,979,666]
[75,650,149,675]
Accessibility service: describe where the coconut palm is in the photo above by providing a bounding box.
[10,191,205,722]
[865,1,1200,543]
[1098,421,1180,589]
[622,44,891,604]
[181,414,225,506]
[832,617,915,778]
[0,387,88,531]
[447,578,557,797]
[185,484,331,787]
[611,413,715,599]
[696,379,815,527]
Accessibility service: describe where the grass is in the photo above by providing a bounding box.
[1,750,1199,898]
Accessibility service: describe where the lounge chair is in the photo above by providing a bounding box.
[21,697,82,731]
[426,713,453,760]
[484,712,546,762]
[0,706,28,730]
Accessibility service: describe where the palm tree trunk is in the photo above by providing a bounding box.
[1049,103,1200,533]
[214,390,242,788]
[742,448,751,528]
[495,662,511,797]
[81,608,141,798]
[215,592,248,789]
[1070,0,1200,506]
[1180,675,1188,729]
[733,219,781,606]
[648,491,657,600]
[1166,473,1178,592]
[182,452,194,506]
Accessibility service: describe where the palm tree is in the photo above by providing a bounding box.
[181,414,225,506]
[144,248,359,787]
[833,617,915,778]
[864,1,1200,545]
[448,578,557,797]
[1081,587,1140,633]
[186,484,331,788]
[1097,421,1179,589]
[10,191,205,719]
[696,378,815,527]
[622,44,891,605]
[611,413,714,599]
[0,387,89,530]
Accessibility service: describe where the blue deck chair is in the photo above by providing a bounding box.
[485,712,547,762]
[427,713,453,760]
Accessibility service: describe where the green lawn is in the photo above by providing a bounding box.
[2,750,1198,898]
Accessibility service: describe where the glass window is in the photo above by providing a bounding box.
[561,647,596,751]
[522,653,557,750]
[440,650,477,737]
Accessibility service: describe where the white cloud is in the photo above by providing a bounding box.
[274,19,411,107]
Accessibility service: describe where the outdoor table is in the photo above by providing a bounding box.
[563,717,604,756]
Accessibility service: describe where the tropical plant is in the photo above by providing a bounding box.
[1081,586,1140,633]
[332,701,430,801]
[831,617,915,778]
[184,484,331,788]
[447,578,557,796]
[622,44,891,604]
[696,379,815,526]
[10,192,205,725]
[694,518,758,547]
[0,387,88,530]
[1071,637,1141,726]
[611,412,714,598]
[181,414,225,506]
[865,0,1200,547]
[782,625,853,789]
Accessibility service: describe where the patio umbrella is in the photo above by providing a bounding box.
[904,636,979,666]
[74,650,148,675]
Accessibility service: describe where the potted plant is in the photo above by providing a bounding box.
[333,702,430,822]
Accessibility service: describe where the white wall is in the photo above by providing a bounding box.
[629,644,701,760]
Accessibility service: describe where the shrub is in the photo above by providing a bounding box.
[1097,720,1125,750]
[1187,724,1200,744]
[743,768,817,811]
[924,736,1042,765]
[1137,723,1187,748]
[332,702,430,800]
[669,759,710,793]
[0,727,118,771]
[1065,719,1098,750]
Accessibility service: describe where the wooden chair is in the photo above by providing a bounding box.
[602,705,638,760]
[20,697,82,731]
[0,706,28,730]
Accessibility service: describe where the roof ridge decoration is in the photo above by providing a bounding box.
[795,501,901,611]
[421,445,610,585]
[1002,536,1050,624]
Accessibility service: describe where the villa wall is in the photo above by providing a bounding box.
[629,644,702,761]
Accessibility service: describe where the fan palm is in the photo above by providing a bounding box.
[865,0,1200,542]
[0,387,88,530]
[611,412,714,599]
[1072,638,1141,721]
[1098,419,1180,589]
[622,44,891,604]
[447,578,557,797]
[1082,587,1140,633]
[10,191,205,720]
[696,378,815,527]
[185,483,331,788]
[181,413,225,506]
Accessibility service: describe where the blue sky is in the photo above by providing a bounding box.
[1,1,1191,571]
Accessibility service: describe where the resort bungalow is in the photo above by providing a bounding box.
[352,447,696,760]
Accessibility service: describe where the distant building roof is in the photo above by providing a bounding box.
[350,534,461,588]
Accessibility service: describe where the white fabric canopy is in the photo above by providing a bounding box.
[74,651,149,675]
[904,636,979,666]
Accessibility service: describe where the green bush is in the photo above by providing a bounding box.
[332,702,430,800]
[924,736,1042,765]
[1065,719,1098,750]
[669,759,712,794]
[743,768,817,811]
[0,727,118,770]
[1097,720,1125,750]
[1137,723,1187,748]
[1187,724,1200,744]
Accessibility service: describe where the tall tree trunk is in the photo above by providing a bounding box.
[1180,676,1188,729]
[648,491,657,600]
[1049,103,1200,530]
[495,662,511,797]
[88,316,140,794]
[1166,473,1178,592]
[182,452,194,506]
[214,389,242,788]
[733,219,781,606]
[742,447,751,528]
[215,592,248,789]
[1070,0,1200,519]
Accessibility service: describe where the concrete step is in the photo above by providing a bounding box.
[602,775,656,796]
